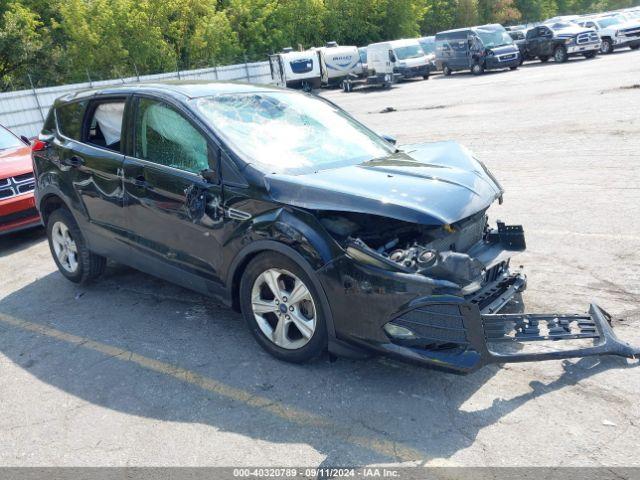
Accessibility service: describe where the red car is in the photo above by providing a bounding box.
[0,124,41,235]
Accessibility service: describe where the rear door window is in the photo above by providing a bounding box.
[84,100,126,152]
[56,101,87,141]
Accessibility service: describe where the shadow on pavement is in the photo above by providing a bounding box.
[0,267,636,466]
[0,226,45,258]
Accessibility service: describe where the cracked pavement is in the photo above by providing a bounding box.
[0,51,639,467]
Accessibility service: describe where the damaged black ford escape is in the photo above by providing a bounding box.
[32,81,638,373]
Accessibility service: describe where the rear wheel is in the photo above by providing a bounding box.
[630,44,640,50]
[509,66,518,70]
[471,62,484,75]
[442,64,452,76]
[422,74,430,80]
[539,55,549,63]
[240,252,328,363]
[341,79,352,93]
[584,51,597,59]
[600,38,613,54]
[47,208,106,283]
[554,46,568,63]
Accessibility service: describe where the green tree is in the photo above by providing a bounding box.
[0,2,45,90]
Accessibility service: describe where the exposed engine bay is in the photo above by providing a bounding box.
[318,210,526,290]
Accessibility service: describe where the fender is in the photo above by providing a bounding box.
[227,239,337,338]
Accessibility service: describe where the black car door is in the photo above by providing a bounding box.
[122,95,226,292]
[539,27,554,56]
[526,28,540,57]
[55,96,129,242]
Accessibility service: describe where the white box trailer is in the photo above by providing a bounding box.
[315,42,364,86]
[269,48,322,91]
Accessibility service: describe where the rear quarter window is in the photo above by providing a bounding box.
[56,101,87,140]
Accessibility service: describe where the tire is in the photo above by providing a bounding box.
[471,62,484,75]
[539,55,549,63]
[629,44,640,50]
[442,64,452,76]
[584,51,597,59]
[342,80,352,93]
[46,208,106,284]
[422,74,430,80]
[239,252,328,363]
[600,38,613,54]
[510,66,518,70]
[554,46,568,63]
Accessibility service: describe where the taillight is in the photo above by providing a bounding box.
[31,140,48,152]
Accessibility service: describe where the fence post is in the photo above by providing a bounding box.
[86,69,93,87]
[134,63,140,82]
[213,65,218,81]
[243,55,251,82]
[27,74,45,122]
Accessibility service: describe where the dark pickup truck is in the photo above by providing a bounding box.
[514,23,601,63]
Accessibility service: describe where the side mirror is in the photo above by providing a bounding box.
[381,134,397,145]
[200,168,218,184]
[389,50,397,62]
[20,135,31,145]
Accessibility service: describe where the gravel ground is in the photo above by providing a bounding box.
[1,51,639,468]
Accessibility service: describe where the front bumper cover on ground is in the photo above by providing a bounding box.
[380,303,639,373]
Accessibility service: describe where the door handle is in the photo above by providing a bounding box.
[64,156,85,168]
[133,175,148,187]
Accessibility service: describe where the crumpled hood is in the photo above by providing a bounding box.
[264,141,503,226]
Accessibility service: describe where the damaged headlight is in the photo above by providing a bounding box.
[346,244,401,271]
[383,323,416,339]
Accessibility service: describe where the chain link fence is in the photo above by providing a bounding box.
[0,60,273,139]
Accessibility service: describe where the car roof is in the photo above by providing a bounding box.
[57,80,284,105]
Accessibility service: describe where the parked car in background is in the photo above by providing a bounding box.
[516,23,600,63]
[435,24,520,75]
[575,14,640,53]
[418,36,438,72]
[341,44,400,92]
[368,39,431,80]
[32,81,639,373]
[0,124,41,235]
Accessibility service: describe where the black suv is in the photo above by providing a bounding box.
[32,81,637,373]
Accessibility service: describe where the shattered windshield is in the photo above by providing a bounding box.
[475,26,514,48]
[194,92,394,175]
[394,44,425,60]
[0,127,23,151]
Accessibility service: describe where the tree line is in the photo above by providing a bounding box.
[1,0,638,91]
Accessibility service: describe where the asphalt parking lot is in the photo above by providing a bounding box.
[1,51,639,468]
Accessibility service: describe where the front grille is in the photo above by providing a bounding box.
[391,304,468,346]
[577,32,599,44]
[0,173,36,201]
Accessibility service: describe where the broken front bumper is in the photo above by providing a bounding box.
[382,302,638,373]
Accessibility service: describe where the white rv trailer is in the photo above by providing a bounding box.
[268,48,322,91]
[315,42,363,86]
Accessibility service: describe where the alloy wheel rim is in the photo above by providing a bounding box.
[51,221,79,273]
[602,42,611,53]
[251,268,316,350]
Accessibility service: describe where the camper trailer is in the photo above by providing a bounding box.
[316,42,363,86]
[269,48,322,91]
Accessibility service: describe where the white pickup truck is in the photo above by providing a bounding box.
[575,13,640,53]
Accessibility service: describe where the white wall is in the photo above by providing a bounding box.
[0,61,273,138]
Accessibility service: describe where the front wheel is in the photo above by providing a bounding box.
[539,55,549,63]
[554,46,568,63]
[240,252,328,363]
[584,51,597,59]
[510,66,518,70]
[422,74,430,80]
[600,39,613,54]
[471,62,484,75]
[442,64,452,76]
[341,80,352,93]
[47,208,106,283]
